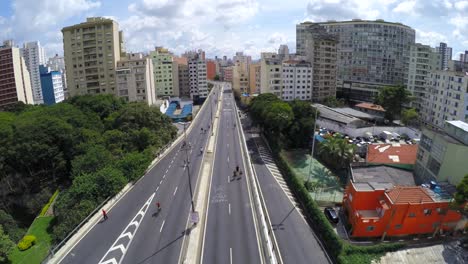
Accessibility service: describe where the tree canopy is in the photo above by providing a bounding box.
[401,108,418,126]
[375,85,412,122]
[454,174,468,212]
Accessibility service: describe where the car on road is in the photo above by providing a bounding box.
[324,207,339,224]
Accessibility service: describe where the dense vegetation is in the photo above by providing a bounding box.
[318,134,356,170]
[0,95,177,250]
[375,85,413,122]
[455,174,468,213]
[249,94,318,149]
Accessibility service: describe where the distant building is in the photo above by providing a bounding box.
[314,104,368,128]
[366,144,418,169]
[259,52,282,97]
[343,165,463,239]
[47,54,68,99]
[150,47,179,97]
[281,60,313,101]
[62,17,125,97]
[436,42,452,70]
[278,44,290,61]
[187,50,208,101]
[298,20,415,102]
[0,42,34,108]
[232,62,249,94]
[222,66,233,82]
[415,120,468,186]
[354,103,386,119]
[232,51,251,71]
[39,65,65,105]
[459,51,468,63]
[178,64,190,98]
[206,60,216,80]
[421,62,468,129]
[249,63,261,94]
[115,53,156,105]
[21,41,46,104]
[407,44,441,111]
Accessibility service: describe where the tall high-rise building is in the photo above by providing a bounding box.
[278,44,290,61]
[178,64,190,98]
[206,60,216,80]
[21,41,46,104]
[407,43,441,112]
[249,63,261,94]
[232,62,249,94]
[62,17,125,97]
[459,51,468,63]
[150,47,179,97]
[232,52,251,71]
[421,61,468,129]
[436,42,452,70]
[0,41,34,108]
[39,65,65,105]
[298,19,415,102]
[281,60,313,101]
[47,54,68,99]
[260,52,282,97]
[116,53,156,105]
[187,50,208,101]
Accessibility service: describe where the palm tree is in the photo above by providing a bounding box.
[318,137,356,169]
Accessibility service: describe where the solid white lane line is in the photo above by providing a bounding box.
[227,156,229,163]
[160,220,165,232]
[163,174,166,179]
[156,186,159,192]
[229,203,231,215]
[230,247,233,264]
[173,186,178,196]
[160,180,163,185]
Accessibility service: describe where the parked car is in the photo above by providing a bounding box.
[324,207,339,224]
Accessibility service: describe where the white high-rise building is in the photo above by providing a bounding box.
[436,42,452,70]
[188,50,208,101]
[281,60,313,101]
[21,41,46,104]
[47,54,68,99]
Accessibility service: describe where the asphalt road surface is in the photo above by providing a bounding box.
[60,86,219,264]
[201,87,261,264]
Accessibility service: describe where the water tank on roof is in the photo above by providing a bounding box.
[430,181,437,189]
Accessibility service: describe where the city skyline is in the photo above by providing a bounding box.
[0,0,468,59]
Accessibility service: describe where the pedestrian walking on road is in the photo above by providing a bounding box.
[102,209,108,220]
[236,165,240,172]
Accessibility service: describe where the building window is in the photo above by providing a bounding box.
[395,224,402,230]
[366,226,375,232]
[408,212,416,218]
[424,209,432,216]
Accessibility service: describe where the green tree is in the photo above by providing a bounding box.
[263,101,294,134]
[249,93,281,127]
[286,101,318,148]
[71,145,113,178]
[0,225,14,262]
[401,108,418,126]
[0,210,24,243]
[116,151,152,182]
[375,85,412,122]
[68,94,125,120]
[318,137,356,169]
[454,174,468,210]
[214,75,220,81]
[323,96,345,108]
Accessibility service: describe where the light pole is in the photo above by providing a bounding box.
[307,108,319,183]
[183,123,195,212]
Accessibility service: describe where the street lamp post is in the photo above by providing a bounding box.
[183,123,195,212]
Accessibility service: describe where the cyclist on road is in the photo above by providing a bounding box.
[200,147,203,154]
[156,202,161,211]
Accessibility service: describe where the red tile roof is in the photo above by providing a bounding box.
[386,186,434,204]
[367,144,418,165]
[355,102,385,112]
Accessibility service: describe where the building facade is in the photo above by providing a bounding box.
[188,50,208,101]
[21,41,46,104]
[298,20,415,102]
[47,54,68,99]
[437,42,452,70]
[232,62,249,94]
[115,53,156,105]
[232,51,251,71]
[260,52,282,97]
[206,60,216,80]
[0,43,34,108]
[150,47,179,97]
[281,60,313,101]
[62,17,124,97]
[415,120,468,186]
[178,64,190,98]
[407,43,441,111]
[249,63,261,94]
[221,66,233,82]
[278,44,290,61]
[421,64,468,129]
[39,65,65,105]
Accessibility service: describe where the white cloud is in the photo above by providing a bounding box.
[392,0,417,15]
[454,0,468,11]
[305,0,382,21]
[415,29,448,46]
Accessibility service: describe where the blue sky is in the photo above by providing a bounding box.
[0,0,467,59]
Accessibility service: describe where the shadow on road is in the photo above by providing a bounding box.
[134,227,192,264]
[272,206,296,231]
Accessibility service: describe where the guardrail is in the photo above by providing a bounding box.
[234,102,282,264]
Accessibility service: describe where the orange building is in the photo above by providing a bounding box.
[343,166,463,239]
[206,60,216,80]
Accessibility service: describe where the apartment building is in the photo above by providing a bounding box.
[187,50,208,101]
[421,62,468,129]
[39,65,64,105]
[260,52,282,97]
[281,60,313,101]
[278,44,290,61]
[232,51,251,71]
[221,66,233,82]
[150,47,179,97]
[62,17,124,97]
[0,42,34,108]
[21,41,46,104]
[298,19,415,102]
[415,120,468,186]
[407,43,441,111]
[178,64,190,98]
[206,60,216,80]
[249,63,261,94]
[232,62,249,94]
[47,54,68,99]
[437,42,452,70]
[115,53,156,105]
